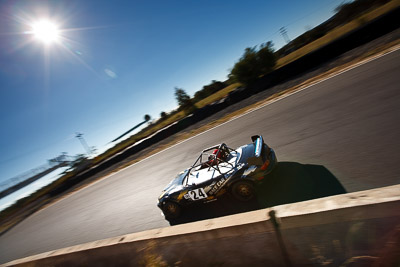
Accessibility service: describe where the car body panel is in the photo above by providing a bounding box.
[157,135,277,217]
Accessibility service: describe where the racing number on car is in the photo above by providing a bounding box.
[188,188,207,201]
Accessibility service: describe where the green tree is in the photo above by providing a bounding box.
[257,41,276,74]
[230,47,259,85]
[230,41,276,86]
[174,87,195,112]
[160,111,167,120]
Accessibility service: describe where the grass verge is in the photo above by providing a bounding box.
[275,0,400,68]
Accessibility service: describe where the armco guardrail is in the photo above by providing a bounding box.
[5,184,400,266]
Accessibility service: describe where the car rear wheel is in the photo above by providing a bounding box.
[162,201,181,219]
[231,181,255,201]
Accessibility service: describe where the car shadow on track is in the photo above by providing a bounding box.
[167,161,346,225]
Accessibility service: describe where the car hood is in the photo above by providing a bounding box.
[160,169,188,195]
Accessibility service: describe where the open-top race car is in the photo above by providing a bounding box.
[157,135,277,219]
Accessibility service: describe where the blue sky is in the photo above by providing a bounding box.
[0,0,343,185]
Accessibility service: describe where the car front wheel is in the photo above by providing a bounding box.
[231,181,255,201]
[162,201,181,219]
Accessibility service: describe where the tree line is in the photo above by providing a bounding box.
[171,40,276,115]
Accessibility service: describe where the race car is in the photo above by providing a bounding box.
[157,135,277,219]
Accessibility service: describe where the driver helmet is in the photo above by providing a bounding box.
[213,149,224,159]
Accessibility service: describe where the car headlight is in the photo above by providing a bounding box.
[158,191,167,200]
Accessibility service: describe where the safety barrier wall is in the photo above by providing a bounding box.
[5,184,400,266]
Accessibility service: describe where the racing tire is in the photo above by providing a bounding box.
[162,201,181,219]
[231,181,255,201]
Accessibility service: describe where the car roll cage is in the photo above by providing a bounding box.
[182,143,237,186]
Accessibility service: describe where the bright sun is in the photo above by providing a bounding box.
[31,20,60,44]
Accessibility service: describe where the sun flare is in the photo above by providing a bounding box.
[31,20,60,44]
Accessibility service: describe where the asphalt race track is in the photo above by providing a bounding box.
[1,49,400,264]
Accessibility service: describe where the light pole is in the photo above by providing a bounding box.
[280,27,291,44]
[75,132,93,156]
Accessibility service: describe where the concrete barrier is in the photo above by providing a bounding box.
[4,184,400,266]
